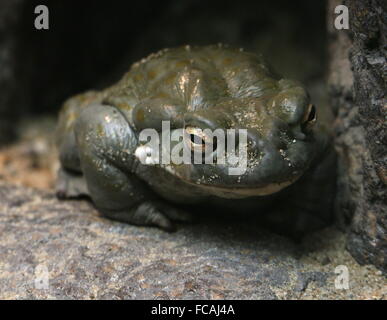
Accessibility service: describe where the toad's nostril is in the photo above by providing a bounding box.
[292,127,306,140]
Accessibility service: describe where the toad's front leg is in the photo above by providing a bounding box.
[74,103,188,231]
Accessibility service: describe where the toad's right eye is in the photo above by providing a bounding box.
[301,104,316,133]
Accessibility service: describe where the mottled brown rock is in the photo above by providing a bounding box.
[0,181,385,299]
[328,0,386,271]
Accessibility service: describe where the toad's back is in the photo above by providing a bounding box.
[57,45,281,138]
[103,45,281,118]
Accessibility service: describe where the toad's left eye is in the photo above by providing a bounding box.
[190,133,206,151]
[184,126,217,154]
[301,104,316,133]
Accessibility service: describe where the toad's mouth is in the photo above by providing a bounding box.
[162,163,302,197]
[187,179,296,197]
[134,144,306,196]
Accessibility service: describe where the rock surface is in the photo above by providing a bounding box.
[328,0,386,272]
[0,181,385,300]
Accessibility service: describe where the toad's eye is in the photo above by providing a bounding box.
[190,133,206,151]
[184,126,216,154]
[301,104,316,133]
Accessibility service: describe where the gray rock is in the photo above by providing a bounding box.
[0,181,385,300]
[328,0,386,272]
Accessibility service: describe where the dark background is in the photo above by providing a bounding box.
[1,0,327,143]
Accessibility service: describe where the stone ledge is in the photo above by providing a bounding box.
[0,181,384,299]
